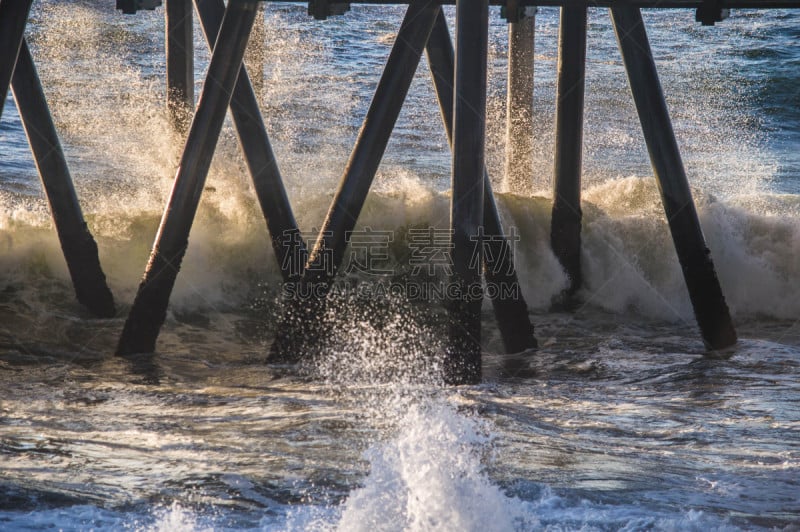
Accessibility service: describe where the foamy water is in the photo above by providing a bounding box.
[1,2,799,531]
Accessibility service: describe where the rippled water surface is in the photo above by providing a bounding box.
[1,2,799,530]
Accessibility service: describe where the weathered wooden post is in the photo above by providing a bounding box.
[426,11,537,355]
[194,0,306,280]
[12,40,116,318]
[299,0,440,287]
[117,0,260,356]
[269,0,441,362]
[610,6,736,351]
[550,5,587,302]
[505,12,535,195]
[0,0,34,123]
[445,0,489,384]
[165,0,194,129]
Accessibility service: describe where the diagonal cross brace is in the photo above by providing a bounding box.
[0,1,117,318]
[194,0,306,282]
[610,6,736,352]
[11,39,116,317]
[301,0,442,287]
[117,0,261,356]
[0,0,33,123]
[425,11,537,355]
[268,0,443,362]
[0,0,34,123]
[270,3,536,365]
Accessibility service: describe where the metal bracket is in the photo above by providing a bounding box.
[696,1,730,25]
[501,0,536,23]
[116,0,162,15]
[308,0,351,20]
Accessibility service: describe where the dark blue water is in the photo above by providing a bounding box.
[1,3,798,531]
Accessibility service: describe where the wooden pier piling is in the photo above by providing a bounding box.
[12,40,116,318]
[610,6,736,351]
[194,0,306,281]
[268,0,441,363]
[117,0,260,356]
[166,0,194,130]
[550,5,587,302]
[1,0,769,371]
[445,0,490,384]
[426,11,537,355]
[300,0,440,287]
[505,15,536,194]
[0,0,34,123]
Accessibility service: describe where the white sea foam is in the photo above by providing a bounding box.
[2,175,799,321]
[1,4,798,532]
[146,502,213,532]
[139,392,744,532]
[333,398,538,532]
[2,1,794,325]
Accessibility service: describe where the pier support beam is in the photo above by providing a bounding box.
[505,15,536,194]
[426,11,537,355]
[269,0,440,362]
[611,6,736,351]
[194,0,305,280]
[269,2,441,363]
[166,0,195,129]
[12,40,116,317]
[445,0,490,384]
[299,0,439,287]
[117,0,259,356]
[550,5,587,302]
[0,0,34,123]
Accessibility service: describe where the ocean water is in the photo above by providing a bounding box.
[1,2,799,530]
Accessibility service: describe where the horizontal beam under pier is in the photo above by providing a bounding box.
[212,0,800,8]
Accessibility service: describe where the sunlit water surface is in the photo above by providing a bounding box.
[1,2,799,530]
